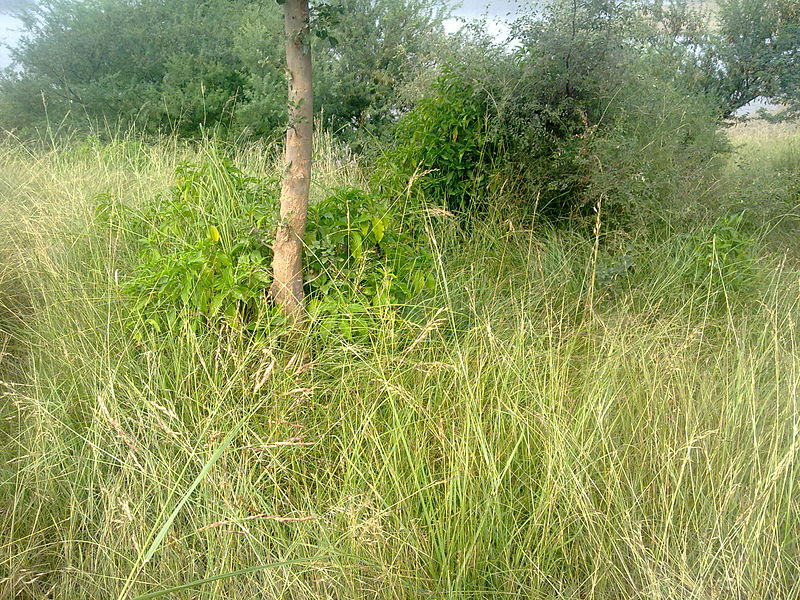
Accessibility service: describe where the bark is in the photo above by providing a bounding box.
[270,0,313,324]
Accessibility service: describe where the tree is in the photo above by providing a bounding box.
[0,0,450,138]
[646,0,800,118]
[0,0,254,135]
[312,0,449,139]
[707,0,800,117]
[269,0,313,323]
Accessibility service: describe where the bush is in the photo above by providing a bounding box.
[121,156,435,339]
[305,187,435,336]
[379,70,493,212]
[386,0,728,227]
[121,156,278,334]
[0,0,450,142]
[687,213,758,301]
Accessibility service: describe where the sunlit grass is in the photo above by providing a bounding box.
[720,119,800,252]
[0,132,799,599]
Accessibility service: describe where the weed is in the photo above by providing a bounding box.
[122,156,279,334]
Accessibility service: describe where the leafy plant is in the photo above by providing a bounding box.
[304,187,435,337]
[1,0,451,140]
[380,71,492,212]
[122,156,277,334]
[595,247,637,292]
[688,213,757,298]
[121,160,435,339]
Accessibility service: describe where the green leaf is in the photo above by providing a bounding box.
[372,218,385,243]
[411,270,425,293]
[351,231,363,260]
[209,291,226,316]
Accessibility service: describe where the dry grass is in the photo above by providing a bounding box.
[0,133,799,599]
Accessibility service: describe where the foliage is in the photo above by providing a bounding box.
[0,0,450,140]
[305,187,435,336]
[119,156,434,338]
[639,0,800,118]
[687,213,758,301]
[379,71,493,212]
[312,0,450,143]
[0,0,253,136]
[387,1,726,225]
[708,0,800,118]
[121,156,278,333]
[505,0,728,223]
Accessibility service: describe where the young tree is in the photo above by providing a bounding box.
[270,0,313,323]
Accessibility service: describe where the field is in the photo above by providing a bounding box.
[1,121,799,599]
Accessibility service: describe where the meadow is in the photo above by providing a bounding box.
[0,120,799,599]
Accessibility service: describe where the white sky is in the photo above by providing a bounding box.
[0,12,22,69]
[448,0,523,40]
[453,0,522,18]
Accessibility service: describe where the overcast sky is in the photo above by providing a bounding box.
[1,0,30,67]
[448,0,522,41]
[1,13,20,68]
[454,0,522,18]
[0,0,30,12]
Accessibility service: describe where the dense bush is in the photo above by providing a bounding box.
[379,70,493,212]
[687,213,757,300]
[304,187,435,337]
[385,0,728,226]
[120,155,435,339]
[1,0,252,137]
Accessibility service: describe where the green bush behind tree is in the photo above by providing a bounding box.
[0,0,448,139]
[384,0,730,224]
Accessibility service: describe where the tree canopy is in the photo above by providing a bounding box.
[0,0,450,137]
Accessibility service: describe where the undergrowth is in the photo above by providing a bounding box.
[0,129,798,599]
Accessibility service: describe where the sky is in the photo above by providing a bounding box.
[0,14,21,69]
[454,0,521,18]
[447,0,522,40]
[1,0,31,68]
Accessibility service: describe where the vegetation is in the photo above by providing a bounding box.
[0,0,799,598]
[709,0,800,118]
[1,122,799,598]
[0,0,448,139]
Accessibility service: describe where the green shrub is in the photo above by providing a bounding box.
[380,71,493,212]
[121,157,277,334]
[305,187,435,338]
[121,158,435,339]
[386,0,727,227]
[687,213,758,300]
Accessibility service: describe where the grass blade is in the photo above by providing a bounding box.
[131,557,320,600]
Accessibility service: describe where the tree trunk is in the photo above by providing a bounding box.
[270,0,313,324]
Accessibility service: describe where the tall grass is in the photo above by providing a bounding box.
[0,129,799,599]
[721,119,800,250]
